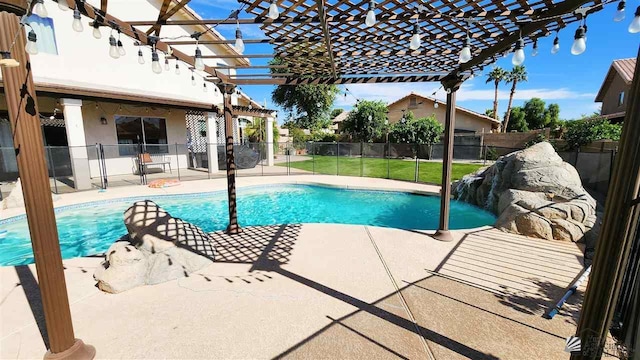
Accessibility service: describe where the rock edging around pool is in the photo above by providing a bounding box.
[93,200,216,293]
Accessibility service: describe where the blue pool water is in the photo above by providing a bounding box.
[0,184,495,266]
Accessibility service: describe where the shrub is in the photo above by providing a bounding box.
[563,116,622,150]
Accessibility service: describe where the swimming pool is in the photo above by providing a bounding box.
[0,184,495,266]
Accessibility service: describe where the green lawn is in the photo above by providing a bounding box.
[277,155,484,184]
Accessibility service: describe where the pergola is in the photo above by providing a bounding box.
[0,0,638,359]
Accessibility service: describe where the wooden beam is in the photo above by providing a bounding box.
[213,64,288,69]
[100,0,107,12]
[73,1,230,84]
[571,48,640,360]
[146,0,172,36]
[201,54,274,59]
[316,0,337,78]
[0,9,95,359]
[231,74,444,85]
[221,85,241,235]
[147,0,191,36]
[447,0,594,79]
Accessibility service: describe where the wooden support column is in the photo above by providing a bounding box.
[432,78,462,242]
[0,4,95,359]
[219,83,242,235]
[571,48,640,360]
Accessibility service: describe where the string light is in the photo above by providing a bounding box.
[0,51,20,68]
[512,37,525,65]
[194,46,205,71]
[164,56,170,71]
[571,25,587,55]
[108,35,120,59]
[32,0,48,17]
[409,17,421,50]
[72,9,83,32]
[117,31,126,56]
[191,70,196,86]
[203,82,208,92]
[151,50,162,74]
[235,23,244,54]
[25,29,38,55]
[92,22,102,39]
[531,39,539,57]
[175,60,180,75]
[629,6,640,33]
[137,48,145,64]
[57,0,69,11]
[614,1,626,22]
[365,0,376,27]
[459,37,471,63]
[268,0,280,20]
[551,31,560,54]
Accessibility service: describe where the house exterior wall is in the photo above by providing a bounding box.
[601,73,630,116]
[0,0,228,108]
[387,96,496,133]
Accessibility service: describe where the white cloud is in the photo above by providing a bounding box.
[335,82,596,107]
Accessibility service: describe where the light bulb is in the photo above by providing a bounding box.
[365,1,376,27]
[0,51,20,67]
[468,71,475,80]
[459,38,471,63]
[203,83,208,92]
[72,9,83,32]
[571,26,587,55]
[409,23,421,50]
[151,51,162,74]
[108,35,120,59]
[531,40,539,57]
[164,57,170,71]
[191,73,196,86]
[175,63,180,75]
[25,30,38,55]
[629,6,640,33]
[512,39,525,65]
[235,28,244,53]
[434,102,439,109]
[551,36,560,54]
[138,49,145,64]
[268,0,280,20]
[194,47,205,71]
[117,40,126,56]
[92,23,102,39]
[614,1,626,22]
[57,0,68,11]
[32,0,48,17]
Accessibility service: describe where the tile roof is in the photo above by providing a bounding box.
[596,58,636,102]
[387,92,500,124]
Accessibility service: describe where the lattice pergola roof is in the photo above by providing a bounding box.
[72,0,612,86]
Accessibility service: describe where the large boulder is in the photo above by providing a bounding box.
[453,142,598,242]
[94,200,216,293]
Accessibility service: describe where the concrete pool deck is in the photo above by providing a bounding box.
[0,176,592,359]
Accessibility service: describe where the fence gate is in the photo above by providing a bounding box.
[185,110,208,170]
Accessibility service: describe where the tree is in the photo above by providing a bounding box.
[330,108,345,118]
[522,98,547,129]
[388,112,444,144]
[486,67,507,122]
[244,118,280,154]
[545,103,560,129]
[563,115,622,150]
[341,100,388,142]
[502,65,528,133]
[270,58,339,130]
[505,107,528,132]
[484,109,499,120]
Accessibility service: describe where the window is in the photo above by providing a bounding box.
[115,116,168,156]
[618,92,625,107]
[409,96,418,108]
[25,15,58,55]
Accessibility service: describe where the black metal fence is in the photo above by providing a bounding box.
[0,142,617,201]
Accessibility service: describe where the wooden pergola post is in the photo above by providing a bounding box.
[219,83,242,235]
[0,2,94,359]
[432,78,462,242]
[571,48,640,360]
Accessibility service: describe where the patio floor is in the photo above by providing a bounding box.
[0,176,593,359]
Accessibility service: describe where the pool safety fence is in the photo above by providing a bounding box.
[0,142,617,198]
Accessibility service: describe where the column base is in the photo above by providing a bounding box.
[432,230,454,242]
[226,224,243,235]
[44,339,95,360]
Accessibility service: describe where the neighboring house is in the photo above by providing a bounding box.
[0,0,275,189]
[595,58,635,123]
[387,92,500,133]
[330,110,350,134]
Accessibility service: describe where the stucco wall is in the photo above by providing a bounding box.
[387,96,496,133]
[601,74,630,116]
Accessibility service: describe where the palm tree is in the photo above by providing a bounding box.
[485,67,507,122]
[502,65,528,133]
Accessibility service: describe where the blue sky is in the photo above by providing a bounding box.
[189,0,639,122]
